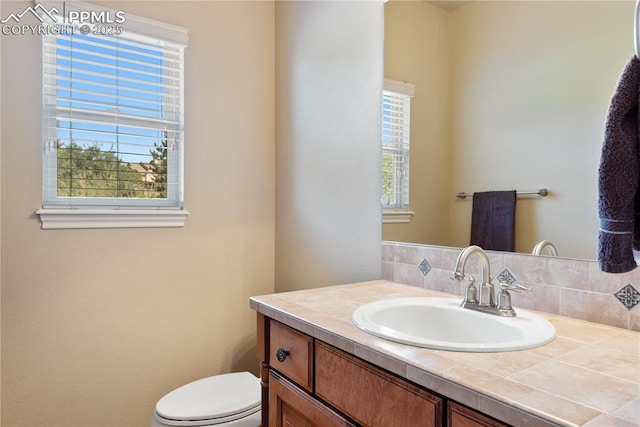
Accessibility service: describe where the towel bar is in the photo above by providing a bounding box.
[455,188,548,199]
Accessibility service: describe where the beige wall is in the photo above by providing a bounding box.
[1,2,275,426]
[384,1,631,260]
[274,1,383,292]
[1,0,385,425]
[382,0,453,246]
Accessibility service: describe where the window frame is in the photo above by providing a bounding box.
[36,0,189,229]
[382,78,414,224]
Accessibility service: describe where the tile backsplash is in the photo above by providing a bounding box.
[382,241,640,331]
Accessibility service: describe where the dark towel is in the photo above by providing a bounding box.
[598,56,640,273]
[470,190,517,252]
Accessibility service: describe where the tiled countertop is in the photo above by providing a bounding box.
[250,280,640,427]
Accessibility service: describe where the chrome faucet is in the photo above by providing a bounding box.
[451,245,529,317]
[452,245,495,308]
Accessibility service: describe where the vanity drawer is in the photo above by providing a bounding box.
[448,401,509,427]
[269,320,313,392]
[315,341,443,426]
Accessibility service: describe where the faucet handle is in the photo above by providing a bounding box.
[462,276,478,305]
[499,282,531,293]
[496,281,529,316]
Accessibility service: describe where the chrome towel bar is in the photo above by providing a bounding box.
[455,188,548,199]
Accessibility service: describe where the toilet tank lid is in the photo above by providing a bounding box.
[155,372,260,422]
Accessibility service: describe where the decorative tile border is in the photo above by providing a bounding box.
[418,259,431,276]
[615,284,640,310]
[382,241,640,331]
[496,269,516,286]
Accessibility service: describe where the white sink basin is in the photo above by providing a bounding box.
[352,297,556,352]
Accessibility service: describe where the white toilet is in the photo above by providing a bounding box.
[151,372,262,427]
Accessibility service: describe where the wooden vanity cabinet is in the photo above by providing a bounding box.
[257,314,509,427]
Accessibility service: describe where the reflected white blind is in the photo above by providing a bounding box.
[42,10,187,208]
[382,79,414,210]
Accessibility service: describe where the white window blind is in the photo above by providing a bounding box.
[41,2,187,211]
[382,78,414,212]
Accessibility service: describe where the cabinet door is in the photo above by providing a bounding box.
[448,402,510,427]
[315,341,443,427]
[269,370,355,427]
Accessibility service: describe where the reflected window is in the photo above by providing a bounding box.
[382,78,414,223]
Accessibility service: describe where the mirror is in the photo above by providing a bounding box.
[382,0,633,260]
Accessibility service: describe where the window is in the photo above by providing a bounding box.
[37,1,189,229]
[381,78,414,223]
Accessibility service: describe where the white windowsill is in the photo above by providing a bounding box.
[382,209,414,224]
[36,208,190,229]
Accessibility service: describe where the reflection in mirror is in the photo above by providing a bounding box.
[382,0,633,260]
[532,240,558,257]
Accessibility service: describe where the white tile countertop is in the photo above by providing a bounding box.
[250,280,640,427]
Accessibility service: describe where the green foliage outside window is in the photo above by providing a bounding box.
[382,152,394,205]
[57,141,167,199]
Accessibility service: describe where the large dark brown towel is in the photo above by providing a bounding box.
[470,190,517,252]
[598,56,640,273]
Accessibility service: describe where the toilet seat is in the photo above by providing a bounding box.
[154,372,261,426]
